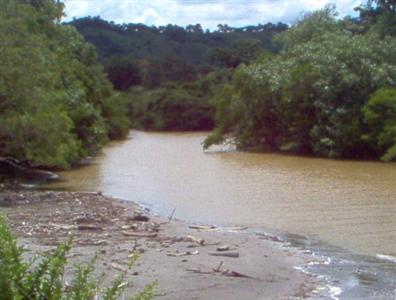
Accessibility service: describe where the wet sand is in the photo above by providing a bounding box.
[0,190,325,299]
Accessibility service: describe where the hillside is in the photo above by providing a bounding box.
[69,17,288,69]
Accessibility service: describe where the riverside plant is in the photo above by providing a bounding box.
[0,215,156,300]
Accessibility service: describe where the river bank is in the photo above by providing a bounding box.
[0,188,327,299]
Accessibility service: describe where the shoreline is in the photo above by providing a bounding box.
[0,189,329,299]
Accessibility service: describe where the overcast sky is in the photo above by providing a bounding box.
[63,0,363,29]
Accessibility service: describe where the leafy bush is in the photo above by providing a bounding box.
[0,216,156,299]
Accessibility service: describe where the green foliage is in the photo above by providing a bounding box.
[0,0,129,168]
[362,88,396,161]
[205,7,396,161]
[0,216,156,299]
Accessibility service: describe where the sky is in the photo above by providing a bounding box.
[63,0,363,30]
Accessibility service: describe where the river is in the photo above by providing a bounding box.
[45,130,396,257]
[44,130,396,298]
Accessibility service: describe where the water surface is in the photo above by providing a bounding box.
[46,130,396,257]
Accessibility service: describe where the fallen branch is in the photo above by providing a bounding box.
[208,251,239,258]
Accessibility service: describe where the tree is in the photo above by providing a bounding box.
[205,7,396,161]
[0,0,129,168]
[375,0,396,12]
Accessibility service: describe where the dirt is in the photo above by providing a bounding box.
[0,189,325,299]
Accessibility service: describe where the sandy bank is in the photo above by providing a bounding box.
[0,189,324,299]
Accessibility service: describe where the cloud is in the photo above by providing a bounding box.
[62,0,363,29]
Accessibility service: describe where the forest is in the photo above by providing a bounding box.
[69,17,288,131]
[1,0,396,171]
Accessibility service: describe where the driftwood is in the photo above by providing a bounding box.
[188,225,216,230]
[218,226,248,231]
[216,245,230,252]
[185,235,205,245]
[208,251,239,258]
[166,250,199,257]
[120,231,157,238]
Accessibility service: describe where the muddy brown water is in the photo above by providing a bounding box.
[45,130,396,258]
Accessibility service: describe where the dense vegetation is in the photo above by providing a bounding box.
[70,17,288,132]
[204,2,396,161]
[0,0,130,169]
[0,216,155,299]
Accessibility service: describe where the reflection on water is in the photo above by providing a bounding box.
[44,130,396,257]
